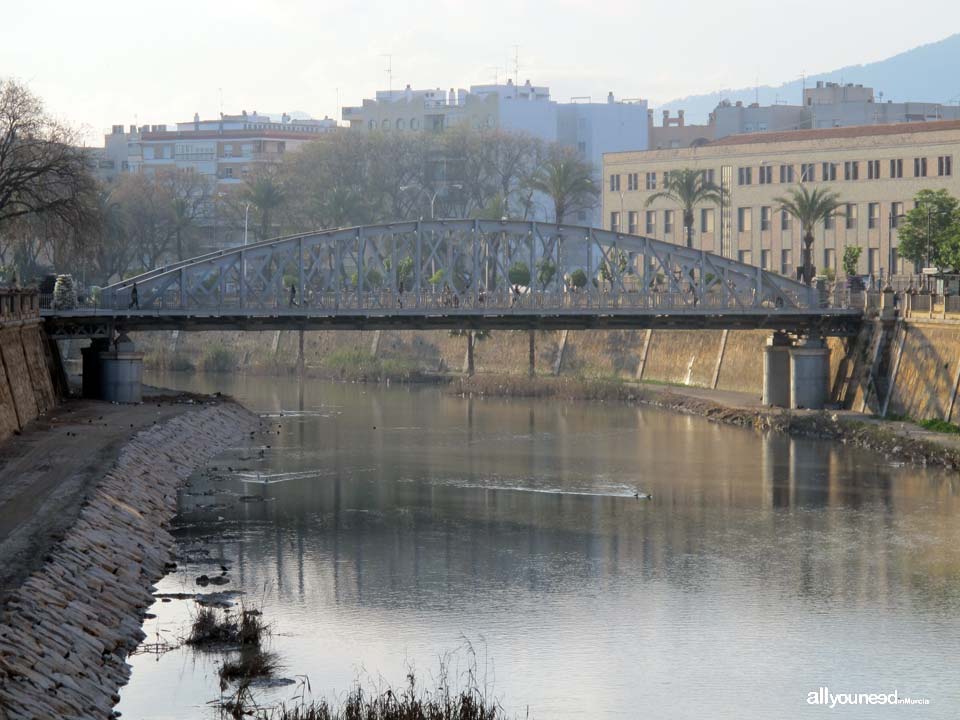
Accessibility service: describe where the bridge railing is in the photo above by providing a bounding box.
[64,285,830,315]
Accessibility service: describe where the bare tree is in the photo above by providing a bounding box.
[0,80,96,247]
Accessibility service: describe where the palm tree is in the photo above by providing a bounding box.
[644,168,724,249]
[242,175,286,241]
[527,149,598,223]
[775,185,844,285]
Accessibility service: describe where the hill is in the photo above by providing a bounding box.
[658,33,960,123]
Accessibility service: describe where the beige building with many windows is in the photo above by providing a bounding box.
[603,120,960,280]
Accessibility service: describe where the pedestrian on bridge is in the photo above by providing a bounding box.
[128,282,139,309]
[289,282,298,308]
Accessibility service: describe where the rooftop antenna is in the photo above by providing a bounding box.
[218,87,223,116]
[487,66,499,85]
[511,45,520,85]
[381,54,393,94]
[755,75,759,105]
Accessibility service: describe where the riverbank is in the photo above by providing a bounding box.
[453,374,960,471]
[0,393,257,719]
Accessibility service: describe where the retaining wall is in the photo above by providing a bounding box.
[134,317,960,424]
[0,290,58,443]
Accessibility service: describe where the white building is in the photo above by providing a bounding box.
[343,80,649,227]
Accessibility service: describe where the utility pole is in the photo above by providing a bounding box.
[381,54,393,94]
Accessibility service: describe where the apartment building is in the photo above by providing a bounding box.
[96,111,337,188]
[343,80,648,226]
[603,120,960,279]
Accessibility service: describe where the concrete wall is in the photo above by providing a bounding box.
[136,317,960,424]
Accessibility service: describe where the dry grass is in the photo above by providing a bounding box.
[187,606,267,647]
[219,648,280,683]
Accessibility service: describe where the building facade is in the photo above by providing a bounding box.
[603,120,960,279]
[343,80,648,226]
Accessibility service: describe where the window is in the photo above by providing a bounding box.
[610,211,621,232]
[645,172,657,190]
[824,211,835,230]
[223,167,233,178]
[868,248,880,274]
[664,210,674,234]
[781,249,793,276]
[779,164,794,183]
[891,201,904,228]
[759,165,772,184]
[844,161,859,181]
[627,173,639,191]
[761,249,771,269]
[627,211,638,234]
[781,209,791,231]
[822,162,837,181]
[914,157,928,178]
[645,210,656,234]
[891,247,900,275]
[737,207,752,232]
[868,203,880,229]
[701,208,715,233]
[737,166,752,185]
[703,169,716,185]
[396,118,405,130]
[738,250,752,265]
[938,155,952,177]
[381,119,389,129]
[890,158,903,178]
[823,249,835,272]
[662,171,671,187]
[410,118,420,129]
[760,206,772,231]
[867,159,880,179]
[845,203,858,230]
[609,174,621,192]
[577,141,586,154]
[800,163,815,182]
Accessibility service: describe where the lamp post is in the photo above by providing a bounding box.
[243,202,251,245]
[887,209,905,290]
[399,183,463,219]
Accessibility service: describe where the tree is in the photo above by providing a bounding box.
[508,261,531,288]
[0,80,99,278]
[775,185,844,285]
[526,147,598,223]
[536,258,556,289]
[240,172,285,241]
[895,189,960,273]
[644,168,724,248]
[569,268,587,289]
[842,246,862,277]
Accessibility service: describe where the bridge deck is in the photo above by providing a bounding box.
[42,307,864,337]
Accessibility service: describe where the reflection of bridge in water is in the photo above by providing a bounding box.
[42,220,864,408]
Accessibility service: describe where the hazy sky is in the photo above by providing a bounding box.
[4,0,960,142]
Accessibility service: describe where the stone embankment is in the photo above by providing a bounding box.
[454,375,960,471]
[0,400,257,719]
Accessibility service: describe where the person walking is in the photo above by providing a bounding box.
[128,282,139,309]
[289,282,298,308]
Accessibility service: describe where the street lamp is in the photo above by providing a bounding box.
[243,202,251,245]
[399,183,463,219]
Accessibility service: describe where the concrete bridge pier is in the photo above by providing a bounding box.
[789,337,831,410]
[81,333,144,403]
[762,332,792,407]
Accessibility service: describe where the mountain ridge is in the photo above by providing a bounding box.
[657,34,960,124]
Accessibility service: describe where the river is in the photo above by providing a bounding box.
[116,372,960,719]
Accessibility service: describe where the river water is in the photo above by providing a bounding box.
[117,372,960,719]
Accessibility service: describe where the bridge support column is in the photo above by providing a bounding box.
[99,333,143,403]
[81,338,110,399]
[528,330,535,377]
[762,332,791,408]
[789,337,831,410]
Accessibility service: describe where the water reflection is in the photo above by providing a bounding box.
[118,371,960,719]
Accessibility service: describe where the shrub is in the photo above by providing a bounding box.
[201,346,236,373]
[569,268,587,288]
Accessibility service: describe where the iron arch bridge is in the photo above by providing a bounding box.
[44,220,862,337]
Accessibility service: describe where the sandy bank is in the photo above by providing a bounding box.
[0,397,257,719]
